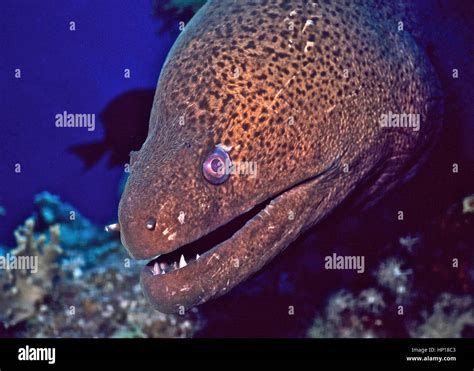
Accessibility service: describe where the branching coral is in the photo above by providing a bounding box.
[409,293,474,338]
[461,194,474,214]
[307,191,474,339]
[0,194,202,337]
[308,289,387,338]
[374,257,413,303]
[34,192,120,268]
[25,264,201,338]
[0,218,63,327]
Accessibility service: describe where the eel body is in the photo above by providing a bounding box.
[118,0,443,313]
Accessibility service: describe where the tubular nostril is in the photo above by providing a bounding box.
[105,223,120,233]
[146,217,157,231]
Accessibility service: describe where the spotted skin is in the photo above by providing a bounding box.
[119,0,443,313]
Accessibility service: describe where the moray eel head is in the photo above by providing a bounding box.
[118,109,314,313]
[118,82,331,313]
[118,0,443,314]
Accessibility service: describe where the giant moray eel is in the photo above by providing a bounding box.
[117,0,443,313]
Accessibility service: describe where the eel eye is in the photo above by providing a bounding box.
[202,146,231,185]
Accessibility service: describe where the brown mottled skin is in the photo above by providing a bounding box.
[119,0,443,313]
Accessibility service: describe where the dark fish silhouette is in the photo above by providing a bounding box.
[69,89,154,169]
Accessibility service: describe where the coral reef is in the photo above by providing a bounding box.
[308,289,387,338]
[409,293,473,338]
[374,257,413,303]
[21,262,201,338]
[34,192,121,268]
[0,218,63,327]
[307,193,474,338]
[462,194,474,214]
[308,289,474,339]
[0,193,202,338]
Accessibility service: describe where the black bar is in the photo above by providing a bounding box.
[0,338,472,368]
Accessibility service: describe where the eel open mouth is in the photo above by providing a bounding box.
[145,199,266,276]
[136,164,338,313]
[114,156,340,314]
[139,195,274,313]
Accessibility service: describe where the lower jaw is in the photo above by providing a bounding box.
[138,176,312,313]
[139,209,266,313]
[140,238,235,313]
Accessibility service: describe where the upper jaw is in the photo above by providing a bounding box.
[120,218,221,261]
[120,196,268,261]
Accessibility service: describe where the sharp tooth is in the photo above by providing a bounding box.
[179,254,187,268]
[196,254,200,260]
[152,262,161,276]
[172,262,178,270]
[160,263,167,270]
